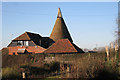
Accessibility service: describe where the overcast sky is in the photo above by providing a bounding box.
[2,2,118,50]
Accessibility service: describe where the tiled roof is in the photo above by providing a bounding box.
[13,32,42,41]
[26,46,46,53]
[17,48,26,53]
[8,46,46,55]
[72,43,85,53]
[44,39,84,54]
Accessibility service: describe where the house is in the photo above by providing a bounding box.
[8,8,84,55]
[8,32,54,55]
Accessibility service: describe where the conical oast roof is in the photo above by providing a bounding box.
[50,8,73,42]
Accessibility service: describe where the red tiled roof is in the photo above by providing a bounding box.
[17,48,26,53]
[26,46,46,53]
[44,39,83,53]
[8,46,46,55]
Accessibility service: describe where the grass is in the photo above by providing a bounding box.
[2,67,21,79]
[46,75,61,78]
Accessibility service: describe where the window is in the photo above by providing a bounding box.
[17,41,23,46]
[17,41,29,46]
[24,41,29,46]
[26,41,29,46]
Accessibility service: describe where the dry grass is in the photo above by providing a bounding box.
[2,67,21,79]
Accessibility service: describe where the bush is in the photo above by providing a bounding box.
[50,62,60,72]
[93,68,118,80]
[2,67,21,79]
[44,62,60,72]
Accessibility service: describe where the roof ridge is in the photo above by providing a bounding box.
[26,31,40,35]
[24,32,31,40]
[44,39,77,53]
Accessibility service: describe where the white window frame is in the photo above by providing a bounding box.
[26,41,29,46]
[18,41,23,46]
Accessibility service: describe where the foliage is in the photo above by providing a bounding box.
[52,53,119,79]
[49,62,60,72]
[93,68,118,80]
[2,67,21,79]
[2,50,119,79]
[1,48,9,56]
[44,61,60,72]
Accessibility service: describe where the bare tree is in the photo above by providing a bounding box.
[118,2,120,61]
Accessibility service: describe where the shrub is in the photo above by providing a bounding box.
[93,68,118,80]
[49,62,60,72]
[2,67,21,79]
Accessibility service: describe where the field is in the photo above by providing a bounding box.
[1,48,120,79]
